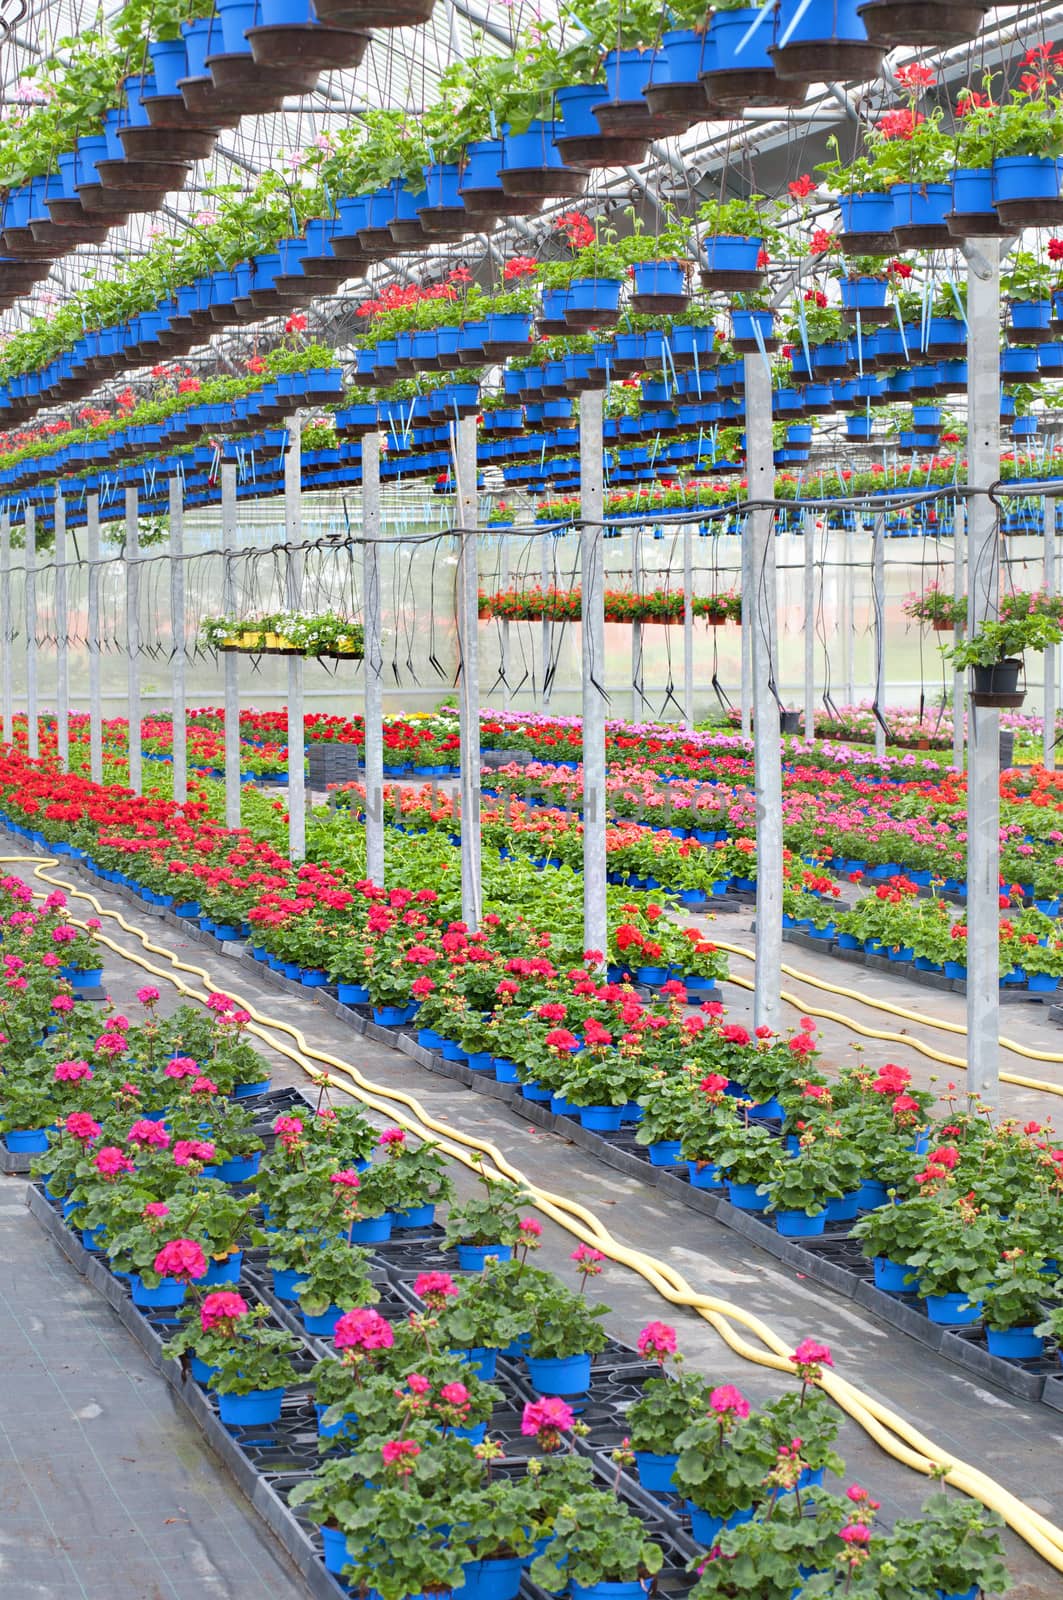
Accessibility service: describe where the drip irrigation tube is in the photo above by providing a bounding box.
[5,852,1063,1573]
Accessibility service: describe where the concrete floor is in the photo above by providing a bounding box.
[4,854,1063,1598]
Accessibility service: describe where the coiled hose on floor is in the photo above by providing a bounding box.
[9,856,1063,1574]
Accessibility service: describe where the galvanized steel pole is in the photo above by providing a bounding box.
[125,486,141,793]
[952,504,967,773]
[362,431,385,888]
[581,388,607,967]
[683,520,694,728]
[964,236,1002,1111]
[220,462,241,829]
[55,494,69,769]
[1044,497,1056,773]
[499,527,510,713]
[1,512,11,746]
[285,416,306,861]
[803,511,815,737]
[169,476,187,805]
[453,414,482,931]
[541,533,553,709]
[87,494,102,784]
[745,354,782,1032]
[873,513,886,761]
[25,506,37,759]
[740,518,753,737]
[631,524,644,720]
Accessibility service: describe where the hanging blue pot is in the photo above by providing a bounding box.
[148,37,188,96]
[602,46,661,102]
[502,119,565,173]
[891,181,951,230]
[1012,299,1052,334]
[567,277,623,315]
[846,415,874,439]
[420,162,463,211]
[553,83,606,141]
[840,275,887,310]
[774,0,873,49]
[702,234,762,274]
[633,260,686,299]
[215,0,257,54]
[259,0,316,23]
[838,191,895,236]
[459,138,505,196]
[661,27,707,83]
[524,1351,593,1394]
[992,155,1063,205]
[732,308,774,345]
[950,166,995,216]
[707,8,773,72]
[181,16,215,77]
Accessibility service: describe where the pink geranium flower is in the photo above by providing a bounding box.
[153,1237,207,1283]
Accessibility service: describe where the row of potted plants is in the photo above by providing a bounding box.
[477,587,742,625]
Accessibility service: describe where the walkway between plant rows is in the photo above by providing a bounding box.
[36,861,1062,1600]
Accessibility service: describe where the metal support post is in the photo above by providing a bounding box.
[25,506,37,759]
[55,494,69,769]
[803,511,815,737]
[872,513,886,761]
[843,525,855,705]
[453,414,482,931]
[499,527,510,713]
[964,236,1002,1110]
[683,520,694,728]
[740,518,753,737]
[87,494,102,784]
[1044,497,1056,772]
[220,462,241,828]
[541,534,553,708]
[285,415,306,861]
[1,513,11,746]
[362,431,385,888]
[169,476,187,805]
[631,525,644,720]
[744,354,782,1032]
[125,486,141,793]
[581,388,607,966]
[952,503,967,773]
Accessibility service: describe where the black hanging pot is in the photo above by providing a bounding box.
[780,709,802,734]
[970,657,1025,707]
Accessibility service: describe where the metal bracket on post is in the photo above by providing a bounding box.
[169,476,187,805]
[952,502,967,773]
[744,353,782,1032]
[683,520,695,728]
[452,414,482,932]
[802,510,815,737]
[581,388,607,968]
[965,235,1002,1112]
[125,486,141,794]
[87,494,102,784]
[220,462,241,830]
[362,431,385,888]
[1,512,11,747]
[285,415,306,862]
[55,494,69,769]
[872,512,886,761]
[25,506,37,759]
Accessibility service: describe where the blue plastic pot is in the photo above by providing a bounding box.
[346,1213,393,1243]
[315,1402,358,1440]
[985,1325,1044,1360]
[4,1128,49,1153]
[471,1557,524,1600]
[925,1292,983,1326]
[451,1345,499,1380]
[733,308,774,345]
[202,1153,260,1183]
[456,1242,512,1271]
[522,1081,552,1102]
[568,277,623,314]
[775,1208,827,1237]
[216,0,257,55]
[320,1524,353,1574]
[602,46,660,101]
[708,8,772,72]
[689,1505,755,1546]
[578,1104,624,1132]
[944,960,968,981]
[572,1584,648,1600]
[648,1140,684,1166]
[1029,973,1059,993]
[465,1050,494,1073]
[838,191,895,237]
[502,119,564,173]
[858,1179,889,1211]
[81,1225,105,1252]
[524,1351,593,1395]
[891,181,951,230]
[393,1203,435,1229]
[130,1275,187,1308]
[634,1450,680,1494]
[727,1181,771,1212]
[147,37,188,97]
[951,166,994,216]
[259,0,315,23]
[1012,299,1052,334]
[420,162,463,211]
[217,1387,285,1426]
[338,981,370,1004]
[688,1162,725,1190]
[271,1268,308,1301]
[459,138,505,196]
[232,1078,271,1098]
[661,26,707,82]
[840,275,887,311]
[441,1038,468,1062]
[303,1305,345,1337]
[825,1190,861,1222]
[635,965,669,985]
[372,1004,410,1026]
[702,235,762,275]
[202,1252,243,1286]
[992,155,1063,205]
[493,1057,520,1083]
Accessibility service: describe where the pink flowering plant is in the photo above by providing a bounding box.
[673,1384,778,1522]
[295,1240,381,1322]
[521,1268,611,1361]
[442,1165,531,1251]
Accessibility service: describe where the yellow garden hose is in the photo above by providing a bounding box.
[7,855,1063,1574]
[714,940,1063,1093]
